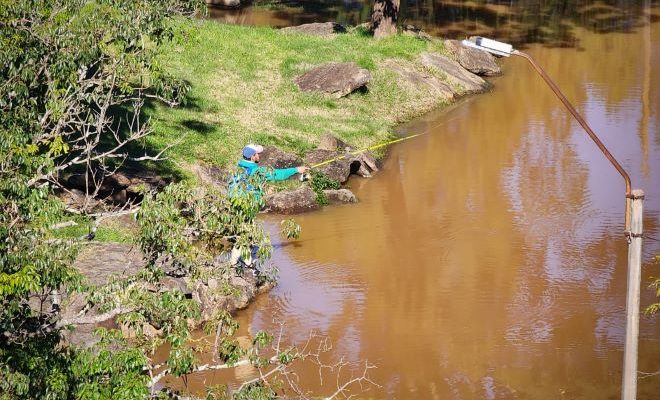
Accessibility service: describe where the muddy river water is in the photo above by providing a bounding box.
[167,2,660,398]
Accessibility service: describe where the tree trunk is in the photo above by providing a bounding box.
[371,0,400,39]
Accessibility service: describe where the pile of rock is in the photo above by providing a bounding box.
[63,170,169,208]
[263,134,378,214]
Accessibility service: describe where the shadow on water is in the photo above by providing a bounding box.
[208,0,660,48]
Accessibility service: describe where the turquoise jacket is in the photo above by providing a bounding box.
[236,159,298,181]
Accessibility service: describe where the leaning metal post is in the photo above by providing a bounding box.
[510,49,644,400]
[622,190,644,400]
[463,37,646,398]
[511,50,634,231]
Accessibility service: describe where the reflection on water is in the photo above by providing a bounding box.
[209,0,660,46]
[167,4,660,399]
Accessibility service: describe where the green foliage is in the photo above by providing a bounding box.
[309,171,341,206]
[149,19,448,168]
[136,182,272,275]
[0,0,205,397]
[232,382,277,400]
[71,329,149,399]
[645,255,660,316]
[280,219,301,240]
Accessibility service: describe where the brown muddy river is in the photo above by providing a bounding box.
[164,2,660,399]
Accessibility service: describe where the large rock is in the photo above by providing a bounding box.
[206,0,240,7]
[260,146,303,169]
[382,59,454,100]
[444,40,501,76]
[323,189,358,204]
[317,134,350,152]
[294,62,371,98]
[65,170,168,205]
[351,151,379,178]
[401,24,432,41]
[193,272,275,321]
[420,52,490,95]
[304,149,352,183]
[190,164,228,188]
[312,135,379,179]
[265,185,320,214]
[281,22,346,36]
[74,243,144,286]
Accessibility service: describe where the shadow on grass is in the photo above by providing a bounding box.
[64,83,210,186]
[180,119,216,135]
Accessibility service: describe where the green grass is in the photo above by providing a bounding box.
[147,19,451,172]
[51,215,136,244]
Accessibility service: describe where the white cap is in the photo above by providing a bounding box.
[246,144,264,153]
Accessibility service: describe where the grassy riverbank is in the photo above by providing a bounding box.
[53,20,460,244]
[147,19,451,170]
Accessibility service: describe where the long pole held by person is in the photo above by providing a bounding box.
[463,37,645,400]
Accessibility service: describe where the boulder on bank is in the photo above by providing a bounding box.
[318,134,349,152]
[260,146,303,169]
[304,149,352,183]
[294,62,371,98]
[314,134,379,178]
[281,22,346,36]
[66,170,169,205]
[323,188,358,204]
[191,164,228,188]
[265,185,319,214]
[382,59,455,100]
[193,273,275,321]
[420,52,490,94]
[206,0,240,8]
[444,39,501,76]
[401,24,432,41]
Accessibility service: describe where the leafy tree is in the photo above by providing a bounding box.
[0,0,202,397]
[1,1,376,398]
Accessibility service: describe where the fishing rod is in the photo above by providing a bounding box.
[308,131,427,170]
[303,115,461,177]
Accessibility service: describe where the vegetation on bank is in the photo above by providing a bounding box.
[0,1,319,399]
[148,19,449,169]
[1,0,407,398]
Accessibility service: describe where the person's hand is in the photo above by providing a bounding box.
[297,166,309,174]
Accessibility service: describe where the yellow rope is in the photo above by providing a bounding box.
[309,132,426,169]
[308,114,462,170]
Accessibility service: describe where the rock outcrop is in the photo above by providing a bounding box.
[323,188,358,204]
[294,62,371,98]
[444,39,501,76]
[382,59,455,100]
[61,241,275,347]
[281,22,346,36]
[193,273,275,322]
[260,146,303,169]
[401,24,431,41]
[265,185,320,214]
[65,170,169,205]
[313,134,379,179]
[420,52,490,94]
[206,0,240,8]
[304,149,353,183]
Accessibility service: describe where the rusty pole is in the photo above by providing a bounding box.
[512,50,633,232]
[511,49,643,400]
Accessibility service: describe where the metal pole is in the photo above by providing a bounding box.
[464,38,646,397]
[512,50,633,232]
[509,50,644,400]
[622,190,644,400]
